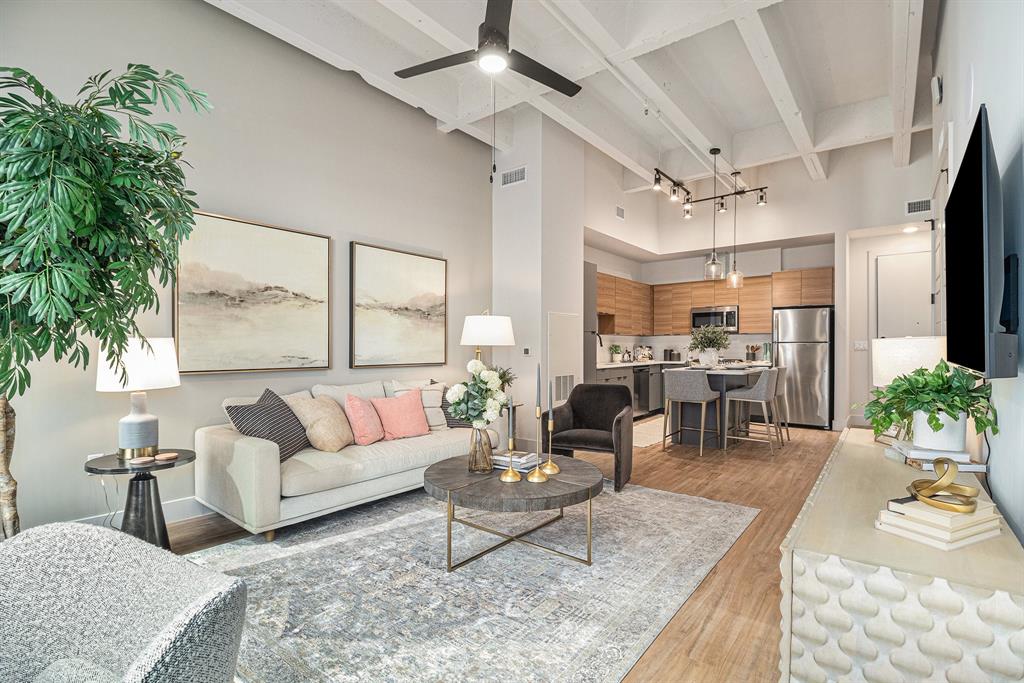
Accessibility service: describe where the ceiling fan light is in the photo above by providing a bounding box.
[478,48,508,73]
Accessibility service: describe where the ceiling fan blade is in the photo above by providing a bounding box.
[508,50,581,97]
[483,0,513,38]
[395,49,478,79]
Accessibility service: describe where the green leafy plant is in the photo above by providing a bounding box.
[608,344,622,355]
[0,64,210,537]
[495,366,516,392]
[862,359,998,437]
[688,325,730,352]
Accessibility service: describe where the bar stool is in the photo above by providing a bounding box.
[662,370,719,457]
[772,366,791,443]
[724,368,780,455]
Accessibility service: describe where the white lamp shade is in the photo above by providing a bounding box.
[871,336,946,387]
[460,315,515,347]
[96,337,181,392]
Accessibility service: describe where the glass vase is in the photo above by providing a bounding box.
[467,427,493,473]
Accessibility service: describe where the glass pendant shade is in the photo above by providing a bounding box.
[725,269,744,289]
[704,254,725,280]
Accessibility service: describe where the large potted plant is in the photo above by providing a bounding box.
[0,65,210,538]
[689,325,730,367]
[445,359,511,473]
[862,359,998,451]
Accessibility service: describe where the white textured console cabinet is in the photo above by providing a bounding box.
[779,428,1024,682]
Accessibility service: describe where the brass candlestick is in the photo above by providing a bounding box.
[499,436,521,483]
[540,417,560,475]
[527,406,548,483]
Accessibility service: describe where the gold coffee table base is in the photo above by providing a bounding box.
[445,494,593,572]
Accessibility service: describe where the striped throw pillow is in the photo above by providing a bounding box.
[225,389,310,461]
[439,388,472,429]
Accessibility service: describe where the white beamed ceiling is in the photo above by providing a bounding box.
[204,0,934,182]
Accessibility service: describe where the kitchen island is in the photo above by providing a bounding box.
[663,367,766,449]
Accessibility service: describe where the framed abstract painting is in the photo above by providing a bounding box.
[174,212,331,373]
[349,242,447,368]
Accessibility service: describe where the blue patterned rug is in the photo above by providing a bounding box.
[191,485,757,682]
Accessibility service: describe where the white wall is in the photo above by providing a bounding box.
[933,0,1024,540]
[584,144,659,253]
[584,246,642,280]
[1,0,492,528]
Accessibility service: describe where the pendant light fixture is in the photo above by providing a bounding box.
[726,171,744,289]
[704,148,725,281]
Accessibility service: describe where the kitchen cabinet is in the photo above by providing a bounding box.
[652,285,674,335]
[771,267,835,307]
[638,282,653,335]
[649,364,664,411]
[714,278,739,305]
[595,367,633,395]
[772,270,802,307]
[614,278,636,335]
[671,283,692,334]
[690,281,715,308]
[738,275,772,333]
[596,273,616,315]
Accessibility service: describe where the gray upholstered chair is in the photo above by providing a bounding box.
[543,383,633,491]
[0,523,247,683]
[662,369,719,457]
[724,368,781,455]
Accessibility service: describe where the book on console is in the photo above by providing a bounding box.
[886,495,997,530]
[904,457,987,473]
[892,440,972,464]
[877,510,1001,543]
[875,518,1001,550]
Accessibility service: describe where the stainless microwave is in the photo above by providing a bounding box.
[691,306,739,332]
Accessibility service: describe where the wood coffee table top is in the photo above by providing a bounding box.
[423,455,603,513]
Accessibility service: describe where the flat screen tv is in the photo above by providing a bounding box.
[944,104,1018,378]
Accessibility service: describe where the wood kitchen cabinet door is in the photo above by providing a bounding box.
[638,283,653,335]
[801,267,834,305]
[596,272,616,314]
[738,276,772,333]
[671,283,692,334]
[772,271,802,307]
[614,277,633,334]
[652,285,674,335]
[690,281,715,309]
[714,278,739,305]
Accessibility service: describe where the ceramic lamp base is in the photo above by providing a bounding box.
[118,391,159,460]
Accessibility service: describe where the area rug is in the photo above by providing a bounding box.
[632,416,667,448]
[191,485,758,682]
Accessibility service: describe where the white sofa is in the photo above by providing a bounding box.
[194,379,496,537]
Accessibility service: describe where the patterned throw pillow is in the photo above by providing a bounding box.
[225,389,310,461]
[439,386,472,428]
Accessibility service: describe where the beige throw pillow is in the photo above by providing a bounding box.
[283,395,354,452]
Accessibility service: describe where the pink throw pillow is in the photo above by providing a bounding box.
[371,389,430,440]
[344,395,385,446]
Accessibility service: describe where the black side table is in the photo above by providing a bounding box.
[84,449,196,550]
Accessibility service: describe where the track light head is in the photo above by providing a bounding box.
[670,185,679,201]
[683,192,693,209]
[683,206,692,220]
[652,171,662,191]
[716,197,727,213]
[756,189,767,206]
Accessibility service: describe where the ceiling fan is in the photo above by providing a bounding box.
[394,0,582,97]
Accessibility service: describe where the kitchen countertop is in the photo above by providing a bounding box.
[664,366,767,376]
[595,360,690,369]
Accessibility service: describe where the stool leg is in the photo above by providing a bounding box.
[783,398,792,442]
[761,401,775,456]
[723,399,730,452]
[715,398,722,449]
[771,399,784,447]
[662,399,670,451]
[699,401,707,458]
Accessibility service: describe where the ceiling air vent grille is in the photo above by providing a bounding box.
[906,198,932,215]
[615,205,625,220]
[501,165,527,187]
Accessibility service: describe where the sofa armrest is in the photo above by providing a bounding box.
[612,405,633,491]
[194,425,281,532]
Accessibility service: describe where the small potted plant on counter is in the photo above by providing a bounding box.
[863,359,998,451]
[608,344,623,363]
[689,326,730,367]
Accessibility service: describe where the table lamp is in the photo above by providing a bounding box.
[96,337,180,460]
[460,314,515,360]
[871,336,947,386]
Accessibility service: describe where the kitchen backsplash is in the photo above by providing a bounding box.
[600,334,772,364]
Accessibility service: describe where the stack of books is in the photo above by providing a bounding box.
[492,452,541,473]
[875,495,1002,550]
[885,440,987,473]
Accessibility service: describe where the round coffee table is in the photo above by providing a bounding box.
[423,454,603,572]
[84,449,196,550]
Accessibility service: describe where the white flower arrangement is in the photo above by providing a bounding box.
[447,361,512,429]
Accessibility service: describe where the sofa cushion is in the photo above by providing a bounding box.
[284,395,354,452]
[312,381,386,408]
[224,389,310,460]
[34,657,119,683]
[384,378,433,397]
[392,382,447,431]
[221,389,312,422]
[372,389,430,440]
[553,428,614,452]
[280,428,496,497]
[345,395,385,446]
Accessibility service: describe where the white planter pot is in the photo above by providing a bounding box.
[611,353,622,363]
[912,410,968,452]
[698,349,720,367]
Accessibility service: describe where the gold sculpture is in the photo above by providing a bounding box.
[908,458,980,513]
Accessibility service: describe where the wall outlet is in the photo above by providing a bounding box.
[853,340,868,351]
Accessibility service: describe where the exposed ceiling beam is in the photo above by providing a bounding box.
[891,0,924,167]
[734,7,827,180]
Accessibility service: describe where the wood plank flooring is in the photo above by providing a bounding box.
[169,421,838,682]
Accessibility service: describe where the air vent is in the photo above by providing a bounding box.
[906,198,932,215]
[501,165,527,187]
[615,205,625,220]
[554,375,574,402]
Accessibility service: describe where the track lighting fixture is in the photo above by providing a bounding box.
[670,185,679,202]
[652,171,662,191]
[650,159,766,224]
[716,197,727,213]
[757,189,767,206]
[683,205,692,220]
[683,191,693,209]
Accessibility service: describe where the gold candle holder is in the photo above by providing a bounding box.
[499,436,521,483]
[540,418,560,475]
[527,406,548,483]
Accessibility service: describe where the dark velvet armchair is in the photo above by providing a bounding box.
[542,384,633,491]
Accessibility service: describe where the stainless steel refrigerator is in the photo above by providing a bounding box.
[772,307,833,428]
[584,261,598,383]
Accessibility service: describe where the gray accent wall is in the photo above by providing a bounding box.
[0,0,492,527]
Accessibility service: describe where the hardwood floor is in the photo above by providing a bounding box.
[168,421,838,682]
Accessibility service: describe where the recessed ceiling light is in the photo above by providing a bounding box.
[903,226,919,234]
